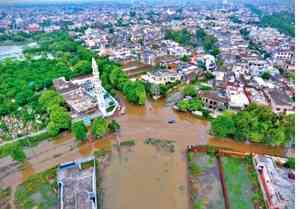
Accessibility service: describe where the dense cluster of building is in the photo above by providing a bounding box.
[0,2,294,115]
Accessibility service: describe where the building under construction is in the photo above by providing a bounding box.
[57,157,97,209]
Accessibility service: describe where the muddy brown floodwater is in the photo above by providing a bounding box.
[103,141,189,209]
[0,96,285,209]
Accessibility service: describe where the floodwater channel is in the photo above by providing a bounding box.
[0,96,285,209]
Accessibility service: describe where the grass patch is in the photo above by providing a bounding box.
[81,160,94,169]
[0,131,51,162]
[15,167,58,209]
[222,157,255,209]
[120,139,136,146]
[0,187,11,209]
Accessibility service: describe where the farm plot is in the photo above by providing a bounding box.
[222,157,255,209]
[188,152,225,209]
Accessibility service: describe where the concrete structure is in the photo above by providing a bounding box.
[57,157,97,209]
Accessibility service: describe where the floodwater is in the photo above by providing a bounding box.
[115,98,210,150]
[102,141,189,209]
[0,96,285,208]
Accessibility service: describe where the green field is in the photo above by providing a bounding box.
[222,157,254,209]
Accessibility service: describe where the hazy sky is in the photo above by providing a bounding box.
[0,0,292,5]
[0,0,119,5]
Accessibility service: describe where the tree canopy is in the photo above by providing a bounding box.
[165,29,193,46]
[0,31,94,117]
[211,103,295,146]
[91,117,109,139]
[196,28,220,56]
[72,121,88,142]
[96,57,146,105]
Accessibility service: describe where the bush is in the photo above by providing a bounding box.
[187,152,193,162]
[189,161,201,176]
[108,120,120,133]
[183,85,197,97]
[284,158,295,169]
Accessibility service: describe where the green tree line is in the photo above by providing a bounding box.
[96,57,146,105]
[211,103,295,146]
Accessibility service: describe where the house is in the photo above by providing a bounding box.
[156,56,180,70]
[199,90,228,112]
[201,55,217,71]
[226,85,249,110]
[141,69,181,85]
[264,88,294,114]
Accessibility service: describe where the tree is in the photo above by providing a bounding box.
[73,60,90,75]
[188,98,203,111]
[181,54,190,62]
[165,29,192,46]
[183,85,197,97]
[108,120,120,133]
[123,81,146,105]
[211,112,236,138]
[284,157,295,169]
[211,47,220,56]
[91,117,108,139]
[72,121,87,142]
[261,71,271,80]
[39,90,64,111]
[48,108,71,136]
[47,121,60,136]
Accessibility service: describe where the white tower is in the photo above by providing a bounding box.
[92,57,107,116]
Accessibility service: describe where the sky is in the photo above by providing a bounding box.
[0,0,292,6]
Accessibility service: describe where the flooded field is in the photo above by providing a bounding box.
[102,140,189,209]
[0,96,287,209]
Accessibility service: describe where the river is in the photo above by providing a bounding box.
[0,96,285,208]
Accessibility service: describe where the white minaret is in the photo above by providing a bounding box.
[92,57,107,116]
